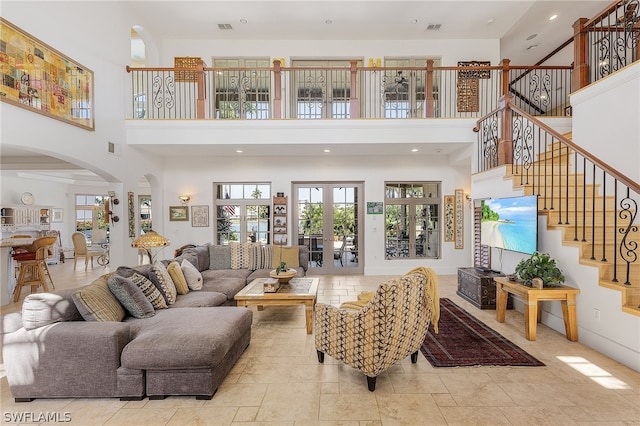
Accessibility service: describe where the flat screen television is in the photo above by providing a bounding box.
[480,195,538,255]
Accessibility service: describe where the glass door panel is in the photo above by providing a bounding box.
[295,182,363,274]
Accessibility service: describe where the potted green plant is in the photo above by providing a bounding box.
[514,251,565,287]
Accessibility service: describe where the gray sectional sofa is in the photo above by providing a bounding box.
[1,243,309,402]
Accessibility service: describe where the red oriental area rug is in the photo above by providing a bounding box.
[421,298,545,367]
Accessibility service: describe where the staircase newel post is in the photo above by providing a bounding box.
[349,60,360,119]
[500,58,510,97]
[425,59,435,118]
[273,59,282,119]
[572,18,589,92]
[196,59,206,119]
[498,94,514,166]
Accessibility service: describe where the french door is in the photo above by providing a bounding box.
[293,182,363,275]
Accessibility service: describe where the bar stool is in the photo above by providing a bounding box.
[12,237,57,301]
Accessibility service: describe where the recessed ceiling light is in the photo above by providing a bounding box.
[526,33,537,41]
[236,150,243,153]
[549,14,558,21]
[526,44,538,50]
[324,149,331,153]
[411,148,419,152]
[487,18,494,25]
[410,19,418,24]
[239,19,247,24]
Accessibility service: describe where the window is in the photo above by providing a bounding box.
[292,60,353,119]
[75,194,110,244]
[212,58,271,120]
[215,183,271,244]
[385,182,440,259]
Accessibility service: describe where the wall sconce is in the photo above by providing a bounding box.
[368,58,382,68]
[179,195,191,205]
[108,190,119,205]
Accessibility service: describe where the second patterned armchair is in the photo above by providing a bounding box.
[314,270,437,391]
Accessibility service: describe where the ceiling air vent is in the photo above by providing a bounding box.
[218,24,233,30]
[426,24,442,31]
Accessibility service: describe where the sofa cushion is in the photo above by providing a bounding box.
[72,276,126,322]
[181,258,203,290]
[121,307,252,370]
[173,251,199,271]
[107,274,155,319]
[22,289,83,330]
[149,261,178,305]
[200,268,253,281]
[129,272,168,310]
[248,245,273,270]
[209,244,231,270]
[200,274,247,301]
[271,245,300,269]
[116,265,154,281]
[230,242,259,269]
[166,261,189,294]
[171,291,227,307]
[183,245,210,272]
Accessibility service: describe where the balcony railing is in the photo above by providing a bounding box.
[125,60,573,121]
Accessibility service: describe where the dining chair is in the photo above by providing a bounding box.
[71,232,105,270]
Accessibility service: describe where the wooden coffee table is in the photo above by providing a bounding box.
[235,277,320,334]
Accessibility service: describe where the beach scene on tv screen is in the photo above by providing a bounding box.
[481,195,537,254]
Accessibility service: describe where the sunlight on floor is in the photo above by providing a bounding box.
[557,355,632,390]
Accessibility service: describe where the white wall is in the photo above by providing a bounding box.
[571,61,640,183]
[162,154,472,276]
[1,1,166,266]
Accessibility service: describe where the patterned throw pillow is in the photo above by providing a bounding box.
[248,245,273,270]
[129,272,167,309]
[181,258,203,290]
[271,246,300,269]
[149,261,178,304]
[107,274,155,319]
[72,277,126,322]
[167,261,189,295]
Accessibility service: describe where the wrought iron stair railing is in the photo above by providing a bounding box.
[474,95,640,316]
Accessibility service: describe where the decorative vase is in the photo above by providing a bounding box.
[270,268,297,283]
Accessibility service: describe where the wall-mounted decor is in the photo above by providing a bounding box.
[456,61,490,113]
[174,56,200,83]
[191,205,209,227]
[367,202,383,214]
[169,206,189,221]
[444,195,454,242]
[0,18,94,130]
[454,189,464,249]
[51,208,63,223]
[127,192,135,238]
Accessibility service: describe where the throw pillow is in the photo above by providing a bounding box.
[129,272,167,309]
[181,258,203,290]
[230,242,257,269]
[107,274,155,319]
[209,244,231,270]
[167,261,189,295]
[248,244,273,270]
[72,277,126,322]
[22,290,83,330]
[271,246,300,269]
[149,261,178,305]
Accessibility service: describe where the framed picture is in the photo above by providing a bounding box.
[274,227,287,234]
[273,204,287,215]
[52,208,63,223]
[444,195,454,242]
[274,234,288,245]
[0,18,95,131]
[128,192,135,237]
[191,205,209,227]
[169,206,189,221]
[274,216,287,227]
[367,202,383,214]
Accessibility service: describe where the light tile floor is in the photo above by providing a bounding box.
[1,260,639,425]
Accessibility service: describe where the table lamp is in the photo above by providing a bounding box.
[131,230,170,263]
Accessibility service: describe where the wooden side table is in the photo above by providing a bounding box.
[494,277,580,341]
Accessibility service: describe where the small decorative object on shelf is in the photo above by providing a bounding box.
[514,251,565,287]
[263,278,280,293]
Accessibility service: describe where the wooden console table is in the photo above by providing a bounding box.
[494,277,580,341]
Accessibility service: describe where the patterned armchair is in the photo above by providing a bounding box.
[314,271,435,391]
